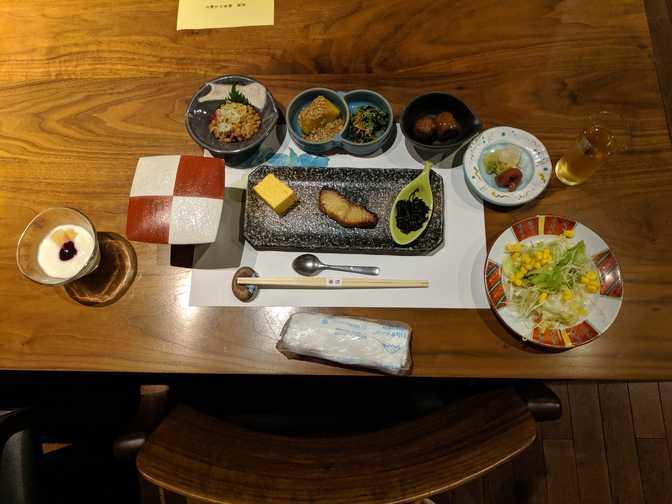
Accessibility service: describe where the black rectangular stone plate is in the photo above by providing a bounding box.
[243,166,444,255]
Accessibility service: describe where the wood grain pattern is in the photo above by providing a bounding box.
[629,382,666,439]
[139,380,672,503]
[511,425,547,504]
[644,0,672,140]
[599,383,645,504]
[452,480,484,504]
[1,0,672,377]
[484,463,516,504]
[567,382,612,504]
[137,389,536,504]
[543,440,580,504]
[439,380,672,504]
[660,382,672,458]
[637,439,672,504]
[541,382,572,440]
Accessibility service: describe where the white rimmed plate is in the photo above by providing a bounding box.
[464,126,552,206]
[485,215,623,349]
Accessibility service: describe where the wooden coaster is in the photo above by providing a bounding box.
[65,232,137,307]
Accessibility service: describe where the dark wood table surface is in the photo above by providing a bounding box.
[1,0,671,378]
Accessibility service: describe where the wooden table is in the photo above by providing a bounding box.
[1,0,671,379]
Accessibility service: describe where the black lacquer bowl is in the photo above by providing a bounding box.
[400,92,481,155]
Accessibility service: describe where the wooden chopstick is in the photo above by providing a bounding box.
[236,277,429,288]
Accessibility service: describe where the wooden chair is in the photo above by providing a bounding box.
[137,387,539,504]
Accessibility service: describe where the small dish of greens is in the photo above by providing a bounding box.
[341,89,394,155]
[346,105,389,143]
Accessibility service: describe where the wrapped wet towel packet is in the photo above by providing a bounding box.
[277,313,412,375]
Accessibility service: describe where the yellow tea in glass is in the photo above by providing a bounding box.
[555,112,629,186]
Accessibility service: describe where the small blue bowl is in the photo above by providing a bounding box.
[286,88,349,154]
[341,90,394,156]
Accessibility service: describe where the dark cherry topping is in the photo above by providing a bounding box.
[59,241,77,261]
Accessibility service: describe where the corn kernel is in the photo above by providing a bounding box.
[512,252,521,261]
[539,292,548,302]
[562,289,573,301]
[586,271,597,280]
[586,284,599,293]
[506,243,522,253]
[563,229,575,238]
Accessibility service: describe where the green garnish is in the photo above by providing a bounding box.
[347,105,388,143]
[528,241,587,292]
[226,84,251,106]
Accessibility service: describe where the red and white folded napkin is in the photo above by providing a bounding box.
[126,155,225,244]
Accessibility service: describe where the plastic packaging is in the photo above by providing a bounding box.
[277,313,412,375]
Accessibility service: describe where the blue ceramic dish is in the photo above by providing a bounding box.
[286,88,349,154]
[341,90,394,156]
[185,75,279,158]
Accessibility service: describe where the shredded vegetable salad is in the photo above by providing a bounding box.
[502,230,600,330]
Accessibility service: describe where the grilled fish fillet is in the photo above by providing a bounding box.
[318,188,378,228]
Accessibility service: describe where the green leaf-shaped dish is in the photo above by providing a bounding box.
[389,161,434,245]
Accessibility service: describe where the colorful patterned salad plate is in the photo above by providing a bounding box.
[485,215,623,349]
[464,126,552,206]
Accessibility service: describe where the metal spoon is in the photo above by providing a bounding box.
[292,254,380,277]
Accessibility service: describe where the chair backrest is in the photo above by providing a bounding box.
[0,409,40,504]
[137,387,536,504]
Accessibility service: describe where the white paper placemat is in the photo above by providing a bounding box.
[189,125,489,308]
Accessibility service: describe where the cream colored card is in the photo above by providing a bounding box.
[177,0,274,30]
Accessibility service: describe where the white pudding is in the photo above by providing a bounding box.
[37,224,95,279]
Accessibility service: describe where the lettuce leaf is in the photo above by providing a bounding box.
[529,241,586,292]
